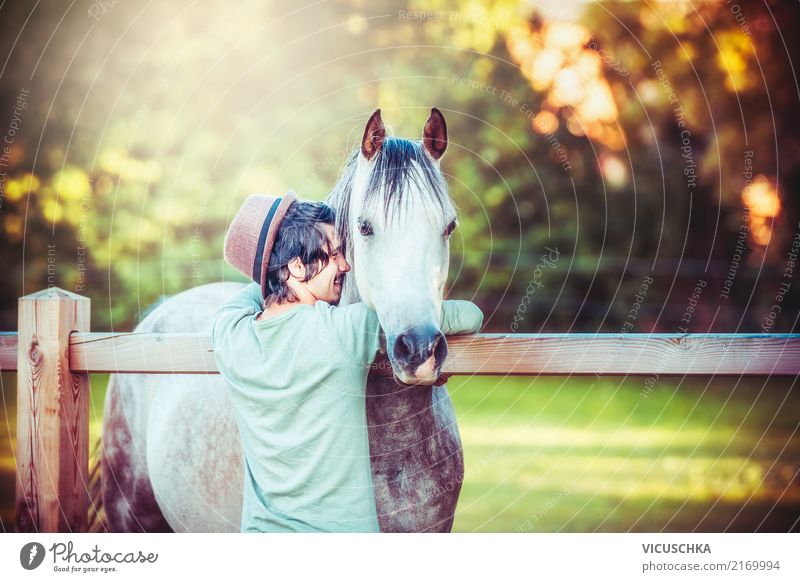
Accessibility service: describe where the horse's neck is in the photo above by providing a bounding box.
[324,185,361,306]
[339,273,361,306]
[366,374,433,426]
[339,237,362,306]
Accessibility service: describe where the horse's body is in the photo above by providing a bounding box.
[101,109,466,532]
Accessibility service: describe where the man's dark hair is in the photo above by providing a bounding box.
[263,201,336,307]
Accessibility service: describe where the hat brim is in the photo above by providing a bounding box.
[259,190,297,301]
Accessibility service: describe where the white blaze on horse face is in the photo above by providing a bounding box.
[351,155,453,342]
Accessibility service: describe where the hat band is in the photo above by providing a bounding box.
[252,197,283,282]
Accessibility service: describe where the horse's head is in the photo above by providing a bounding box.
[328,108,457,385]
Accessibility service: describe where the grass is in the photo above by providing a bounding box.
[1,372,798,532]
[448,375,800,532]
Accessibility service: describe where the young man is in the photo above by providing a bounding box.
[211,191,483,532]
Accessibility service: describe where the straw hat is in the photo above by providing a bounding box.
[223,191,297,300]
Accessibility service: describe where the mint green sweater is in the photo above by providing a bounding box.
[211,283,483,532]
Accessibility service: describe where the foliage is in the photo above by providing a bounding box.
[0,0,798,332]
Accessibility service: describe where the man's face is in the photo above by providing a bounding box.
[307,223,350,305]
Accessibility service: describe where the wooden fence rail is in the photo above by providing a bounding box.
[2,288,799,533]
[4,331,800,376]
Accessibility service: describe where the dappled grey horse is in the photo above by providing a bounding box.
[101,108,465,532]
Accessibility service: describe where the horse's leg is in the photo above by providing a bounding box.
[101,374,173,532]
[367,375,464,532]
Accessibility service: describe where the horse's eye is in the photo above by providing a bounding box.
[358,219,374,236]
[444,219,457,238]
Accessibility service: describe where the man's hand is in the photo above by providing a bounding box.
[433,373,451,386]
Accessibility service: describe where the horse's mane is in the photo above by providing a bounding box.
[326,137,450,255]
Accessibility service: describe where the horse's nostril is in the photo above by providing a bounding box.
[393,329,447,370]
[394,332,416,364]
[432,332,447,366]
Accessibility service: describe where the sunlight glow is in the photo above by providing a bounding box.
[742,175,781,247]
[532,110,560,134]
[507,20,624,150]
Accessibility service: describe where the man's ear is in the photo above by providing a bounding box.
[287,257,306,280]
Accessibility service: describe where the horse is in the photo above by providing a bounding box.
[101,108,466,532]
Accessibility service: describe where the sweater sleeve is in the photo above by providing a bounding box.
[324,300,480,366]
[327,302,383,366]
[210,283,262,354]
[440,300,483,335]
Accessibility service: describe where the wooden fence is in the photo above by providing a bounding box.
[2,287,799,532]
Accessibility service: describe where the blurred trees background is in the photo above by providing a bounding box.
[2,0,800,535]
[1,0,798,333]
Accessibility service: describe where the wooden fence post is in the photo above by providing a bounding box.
[16,287,90,532]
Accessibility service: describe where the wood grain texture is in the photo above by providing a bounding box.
[67,332,800,376]
[0,332,15,371]
[15,288,90,533]
[442,333,800,376]
[70,332,217,374]
[4,330,800,375]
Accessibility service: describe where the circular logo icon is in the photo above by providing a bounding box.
[20,542,46,570]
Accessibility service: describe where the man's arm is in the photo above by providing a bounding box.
[226,282,263,312]
[327,302,383,365]
[440,300,483,335]
[326,300,481,367]
[210,283,262,347]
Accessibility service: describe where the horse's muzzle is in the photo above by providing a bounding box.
[390,325,447,384]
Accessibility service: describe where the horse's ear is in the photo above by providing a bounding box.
[422,107,447,161]
[361,109,385,161]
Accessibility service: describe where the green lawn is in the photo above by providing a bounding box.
[449,375,800,532]
[2,372,798,532]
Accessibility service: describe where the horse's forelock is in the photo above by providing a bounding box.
[327,149,357,258]
[366,137,448,224]
[327,138,449,246]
